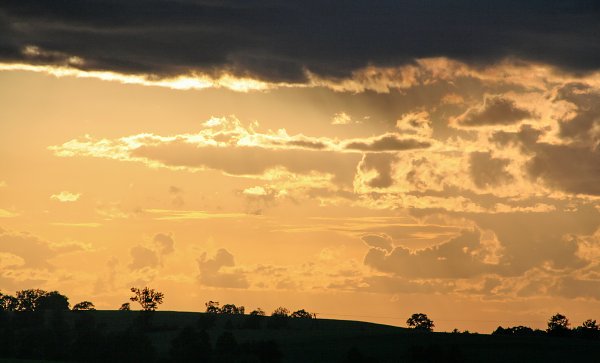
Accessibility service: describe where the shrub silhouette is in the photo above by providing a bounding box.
[492,325,544,337]
[119,302,131,311]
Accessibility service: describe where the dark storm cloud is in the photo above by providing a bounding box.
[1,1,600,82]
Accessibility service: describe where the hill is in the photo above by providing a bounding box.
[2,310,600,362]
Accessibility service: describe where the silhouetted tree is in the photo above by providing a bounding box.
[36,291,69,311]
[129,287,164,311]
[407,313,434,332]
[290,309,316,319]
[547,313,571,337]
[271,307,289,317]
[205,300,221,314]
[73,301,96,311]
[268,307,290,329]
[169,325,212,363]
[119,302,131,311]
[582,319,598,330]
[0,292,17,311]
[492,325,541,336]
[574,319,600,339]
[14,289,47,311]
[250,308,266,316]
[221,303,245,314]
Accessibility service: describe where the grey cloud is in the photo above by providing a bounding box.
[285,140,327,150]
[330,276,454,295]
[552,276,600,300]
[457,96,533,127]
[129,245,159,270]
[364,229,499,279]
[470,206,599,276]
[169,186,185,207]
[492,125,600,196]
[0,229,85,269]
[197,248,249,289]
[554,83,600,146]
[346,135,430,152]
[527,143,600,196]
[361,234,393,252]
[469,151,514,188]
[153,233,174,255]
[131,142,361,186]
[358,153,397,188]
[0,271,46,291]
[1,1,600,82]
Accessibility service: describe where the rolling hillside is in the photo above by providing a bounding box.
[2,311,600,362]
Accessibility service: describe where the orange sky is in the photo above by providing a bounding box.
[2,57,600,332]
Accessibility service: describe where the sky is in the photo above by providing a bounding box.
[1,1,600,332]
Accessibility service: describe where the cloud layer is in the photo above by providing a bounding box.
[2,0,600,84]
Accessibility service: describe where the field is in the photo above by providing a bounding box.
[2,311,600,362]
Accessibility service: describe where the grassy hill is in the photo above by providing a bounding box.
[2,310,600,362]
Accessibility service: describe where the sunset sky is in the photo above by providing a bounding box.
[2,1,600,332]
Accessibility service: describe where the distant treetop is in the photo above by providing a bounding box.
[406,313,434,332]
[129,287,164,311]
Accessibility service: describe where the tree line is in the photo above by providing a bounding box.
[492,313,600,339]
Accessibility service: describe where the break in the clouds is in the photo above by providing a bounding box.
[1,1,600,85]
